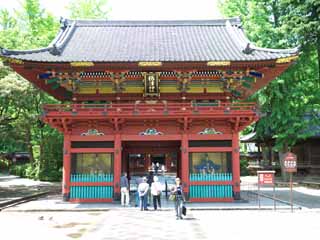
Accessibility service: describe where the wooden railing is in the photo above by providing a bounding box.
[42,102,257,117]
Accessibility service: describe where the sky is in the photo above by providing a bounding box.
[0,0,222,20]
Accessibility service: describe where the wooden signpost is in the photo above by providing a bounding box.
[283,152,297,212]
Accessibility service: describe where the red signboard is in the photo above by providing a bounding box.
[283,152,297,173]
[258,171,275,186]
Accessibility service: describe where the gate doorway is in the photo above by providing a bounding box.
[122,140,181,178]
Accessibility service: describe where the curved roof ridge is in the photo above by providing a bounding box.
[229,23,299,55]
[0,45,52,56]
[50,20,77,55]
[248,44,299,54]
[222,21,299,54]
[0,19,76,56]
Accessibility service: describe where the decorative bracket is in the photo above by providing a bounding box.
[81,129,104,136]
[110,72,126,93]
[198,128,222,135]
[176,71,192,93]
[139,128,163,135]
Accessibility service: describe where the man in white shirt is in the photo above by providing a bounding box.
[151,176,162,210]
[138,177,149,211]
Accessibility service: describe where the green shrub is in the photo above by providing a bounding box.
[38,168,62,182]
[9,163,62,182]
[0,158,9,170]
[9,163,30,177]
[240,159,249,176]
[25,164,39,179]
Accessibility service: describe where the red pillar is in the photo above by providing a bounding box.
[181,133,189,198]
[62,134,71,201]
[114,134,121,200]
[165,153,171,172]
[232,132,241,200]
[146,153,151,172]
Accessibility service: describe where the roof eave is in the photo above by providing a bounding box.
[0,17,76,58]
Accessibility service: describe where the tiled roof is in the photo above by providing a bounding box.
[0,18,298,62]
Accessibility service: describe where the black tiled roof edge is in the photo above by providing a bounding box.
[0,17,242,57]
[0,17,299,62]
[0,19,76,56]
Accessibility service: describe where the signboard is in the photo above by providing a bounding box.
[258,171,275,186]
[143,72,160,97]
[283,152,297,173]
[257,170,276,210]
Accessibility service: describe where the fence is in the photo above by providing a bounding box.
[189,173,233,200]
[69,174,114,201]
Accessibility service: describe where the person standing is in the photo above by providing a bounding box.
[138,177,149,211]
[135,176,143,207]
[120,172,130,207]
[155,162,160,175]
[171,177,185,220]
[151,176,162,210]
[147,171,154,206]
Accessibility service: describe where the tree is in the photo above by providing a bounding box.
[219,0,320,179]
[0,0,62,179]
[280,0,320,86]
[67,0,110,19]
[0,0,112,180]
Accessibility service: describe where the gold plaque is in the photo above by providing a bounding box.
[207,61,231,66]
[138,62,162,67]
[7,58,24,64]
[276,56,298,64]
[70,62,94,67]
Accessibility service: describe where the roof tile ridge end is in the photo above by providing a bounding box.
[50,20,77,56]
[0,18,74,57]
[0,45,53,56]
[225,20,248,50]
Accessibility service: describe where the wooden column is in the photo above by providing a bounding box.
[146,153,151,172]
[114,134,122,200]
[181,133,189,198]
[165,153,171,172]
[232,132,241,200]
[62,134,71,201]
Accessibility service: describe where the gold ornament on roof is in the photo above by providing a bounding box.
[207,61,231,66]
[7,58,24,64]
[276,56,298,64]
[70,61,94,67]
[138,62,162,67]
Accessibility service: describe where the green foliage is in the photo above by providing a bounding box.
[0,158,9,170]
[9,162,62,181]
[0,0,62,181]
[9,163,30,178]
[240,158,249,176]
[219,0,320,150]
[0,0,59,50]
[0,0,111,182]
[38,167,62,182]
[67,0,110,19]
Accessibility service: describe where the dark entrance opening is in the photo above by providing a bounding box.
[122,140,181,205]
[151,153,165,166]
[122,140,180,178]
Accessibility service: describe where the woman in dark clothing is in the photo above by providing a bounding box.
[171,177,185,220]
